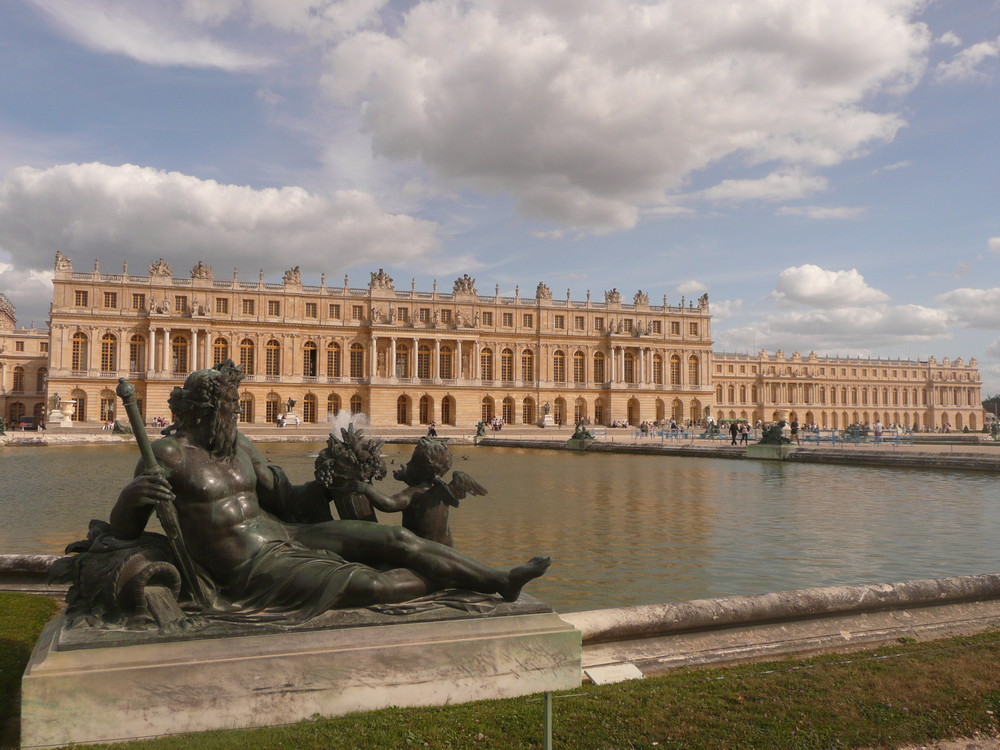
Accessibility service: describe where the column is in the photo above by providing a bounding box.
[117,328,127,373]
[434,340,440,379]
[192,329,199,371]
[390,338,397,379]
[162,328,171,375]
[149,328,157,373]
[638,347,645,384]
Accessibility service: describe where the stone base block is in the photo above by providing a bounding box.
[746,444,797,460]
[22,609,581,747]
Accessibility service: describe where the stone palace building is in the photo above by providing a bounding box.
[0,253,984,432]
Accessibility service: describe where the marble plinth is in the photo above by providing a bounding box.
[22,597,582,747]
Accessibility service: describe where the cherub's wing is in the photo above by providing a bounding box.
[448,470,488,500]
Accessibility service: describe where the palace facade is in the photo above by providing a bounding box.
[1,254,983,432]
[0,293,49,426]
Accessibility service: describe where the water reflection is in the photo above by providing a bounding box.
[1,443,997,612]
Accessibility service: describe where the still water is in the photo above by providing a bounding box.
[1,442,998,612]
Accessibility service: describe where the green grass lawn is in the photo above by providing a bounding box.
[3,591,1000,749]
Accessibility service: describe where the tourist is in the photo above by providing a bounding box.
[729,421,739,445]
[739,421,750,444]
[427,421,437,437]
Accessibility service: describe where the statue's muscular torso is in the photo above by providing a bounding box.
[111,434,291,584]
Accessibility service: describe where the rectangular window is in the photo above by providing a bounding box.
[74,290,88,307]
[396,307,408,322]
[352,305,364,320]
[103,292,117,308]
[215,297,229,314]
[554,315,565,329]
[622,319,633,332]
[40,342,48,353]
[651,320,662,334]
[440,309,452,324]
[268,300,281,316]
[670,321,680,335]
[522,313,533,327]
[242,299,255,315]
[502,312,513,327]
[594,317,604,331]
[482,311,493,326]
[304,302,317,318]
[575,316,585,330]
[14,341,24,352]
[132,293,145,310]
[175,296,188,313]
[688,322,698,336]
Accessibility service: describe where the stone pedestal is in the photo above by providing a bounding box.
[746,444,797,460]
[541,414,555,428]
[22,598,582,748]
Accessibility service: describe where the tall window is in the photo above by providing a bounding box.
[573,351,586,384]
[553,350,566,383]
[439,346,453,379]
[213,338,229,367]
[303,394,317,423]
[397,396,409,424]
[100,392,115,422]
[265,394,280,423]
[72,332,89,371]
[12,367,24,393]
[441,396,454,425]
[100,333,117,373]
[623,352,635,384]
[36,367,47,392]
[501,348,514,382]
[240,338,256,375]
[350,394,363,414]
[670,355,681,386]
[653,354,663,385]
[481,397,494,421]
[480,348,494,380]
[395,345,410,378]
[265,339,281,377]
[522,398,535,425]
[502,397,515,424]
[129,335,146,372]
[239,394,253,423]
[350,343,364,378]
[303,341,318,377]
[593,352,606,383]
[327,393,341,417]
[521,349,534,382]
[419,395,432,424]
[417,345,431,379]
[171,335,189,374]
[71,390,87,422]
[327,342,342,377]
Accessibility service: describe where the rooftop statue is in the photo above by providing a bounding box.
[283,266,302,285]
[53,361,548,630]
[452,274,476,295]
[369,268,394,291]
[149,258,172,278]
[190,261,213,280]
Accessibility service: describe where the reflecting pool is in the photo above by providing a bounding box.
[1,442,998,612]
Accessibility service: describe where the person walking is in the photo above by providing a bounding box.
[729,421,739,445]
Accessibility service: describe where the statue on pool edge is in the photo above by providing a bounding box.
[52,360,548,630]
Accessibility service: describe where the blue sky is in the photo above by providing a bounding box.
[2,0,999,392]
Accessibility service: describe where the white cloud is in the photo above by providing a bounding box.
[988,237,1000,253]
[936,287,1000,328]
[181,0,388,39]
[0,264,54,327]
[700,170,828,204]
[0,162,439,277]
[777,205,867,220]
[323,0,930,230]
[935,36,1000,82]
[30,0,271,70]
[710,298,743,322]
[771,264,890,307]
[677,279,708,295]
[938,31,962,47]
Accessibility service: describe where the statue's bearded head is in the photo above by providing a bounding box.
[167,359,245,457]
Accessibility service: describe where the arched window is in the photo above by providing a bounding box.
[303,394,317,423]
[417,345,432,379]
[522,397,535,425]
[240,338,256,375]
[727,385,735,402]
[574,351,586,384]
[212,337,229,367]
[652,354,663,385]
[481,396,495,421]
[327,342,342,378]
[574,397,587,423]
[12,366,24,393]
[594,398,606,425]
[441,395,455,425]
[396,395,410,424]
[553,350,566,383]
[739,385,747,403]
[72,332,89,372]
[440,346,454,380]
[327,393,341,417]
[593,352,606,383]
[502,397,515,424]
[350,394,363,414]
[303,341,318,377]
[239,393,254,423]
[395,344,410,378]
[687,355,700,386]
[553,397,566,426]
[751,385,758,402]
[265,339,281,377]
[171,335,189,374]
[36,367,47,392]
[716,385,724,402]
[480,348,494,381]
[129,335,146,372]
[100,333,117,373]
[99,390,115,422]
[521,349,534,382]
[71,389,87,422]
[350,343,365,378]
[265,393,281,423]
[501,348,514,382]
[8,402,25,423]
[670,355,681,386]
[419,395,433,424]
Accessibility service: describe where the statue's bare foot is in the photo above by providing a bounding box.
[501,556,551,602]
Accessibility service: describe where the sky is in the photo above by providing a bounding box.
[1,1,999,393]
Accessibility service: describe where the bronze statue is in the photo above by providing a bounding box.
[56,361,548,628]
[392,437,486,547]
